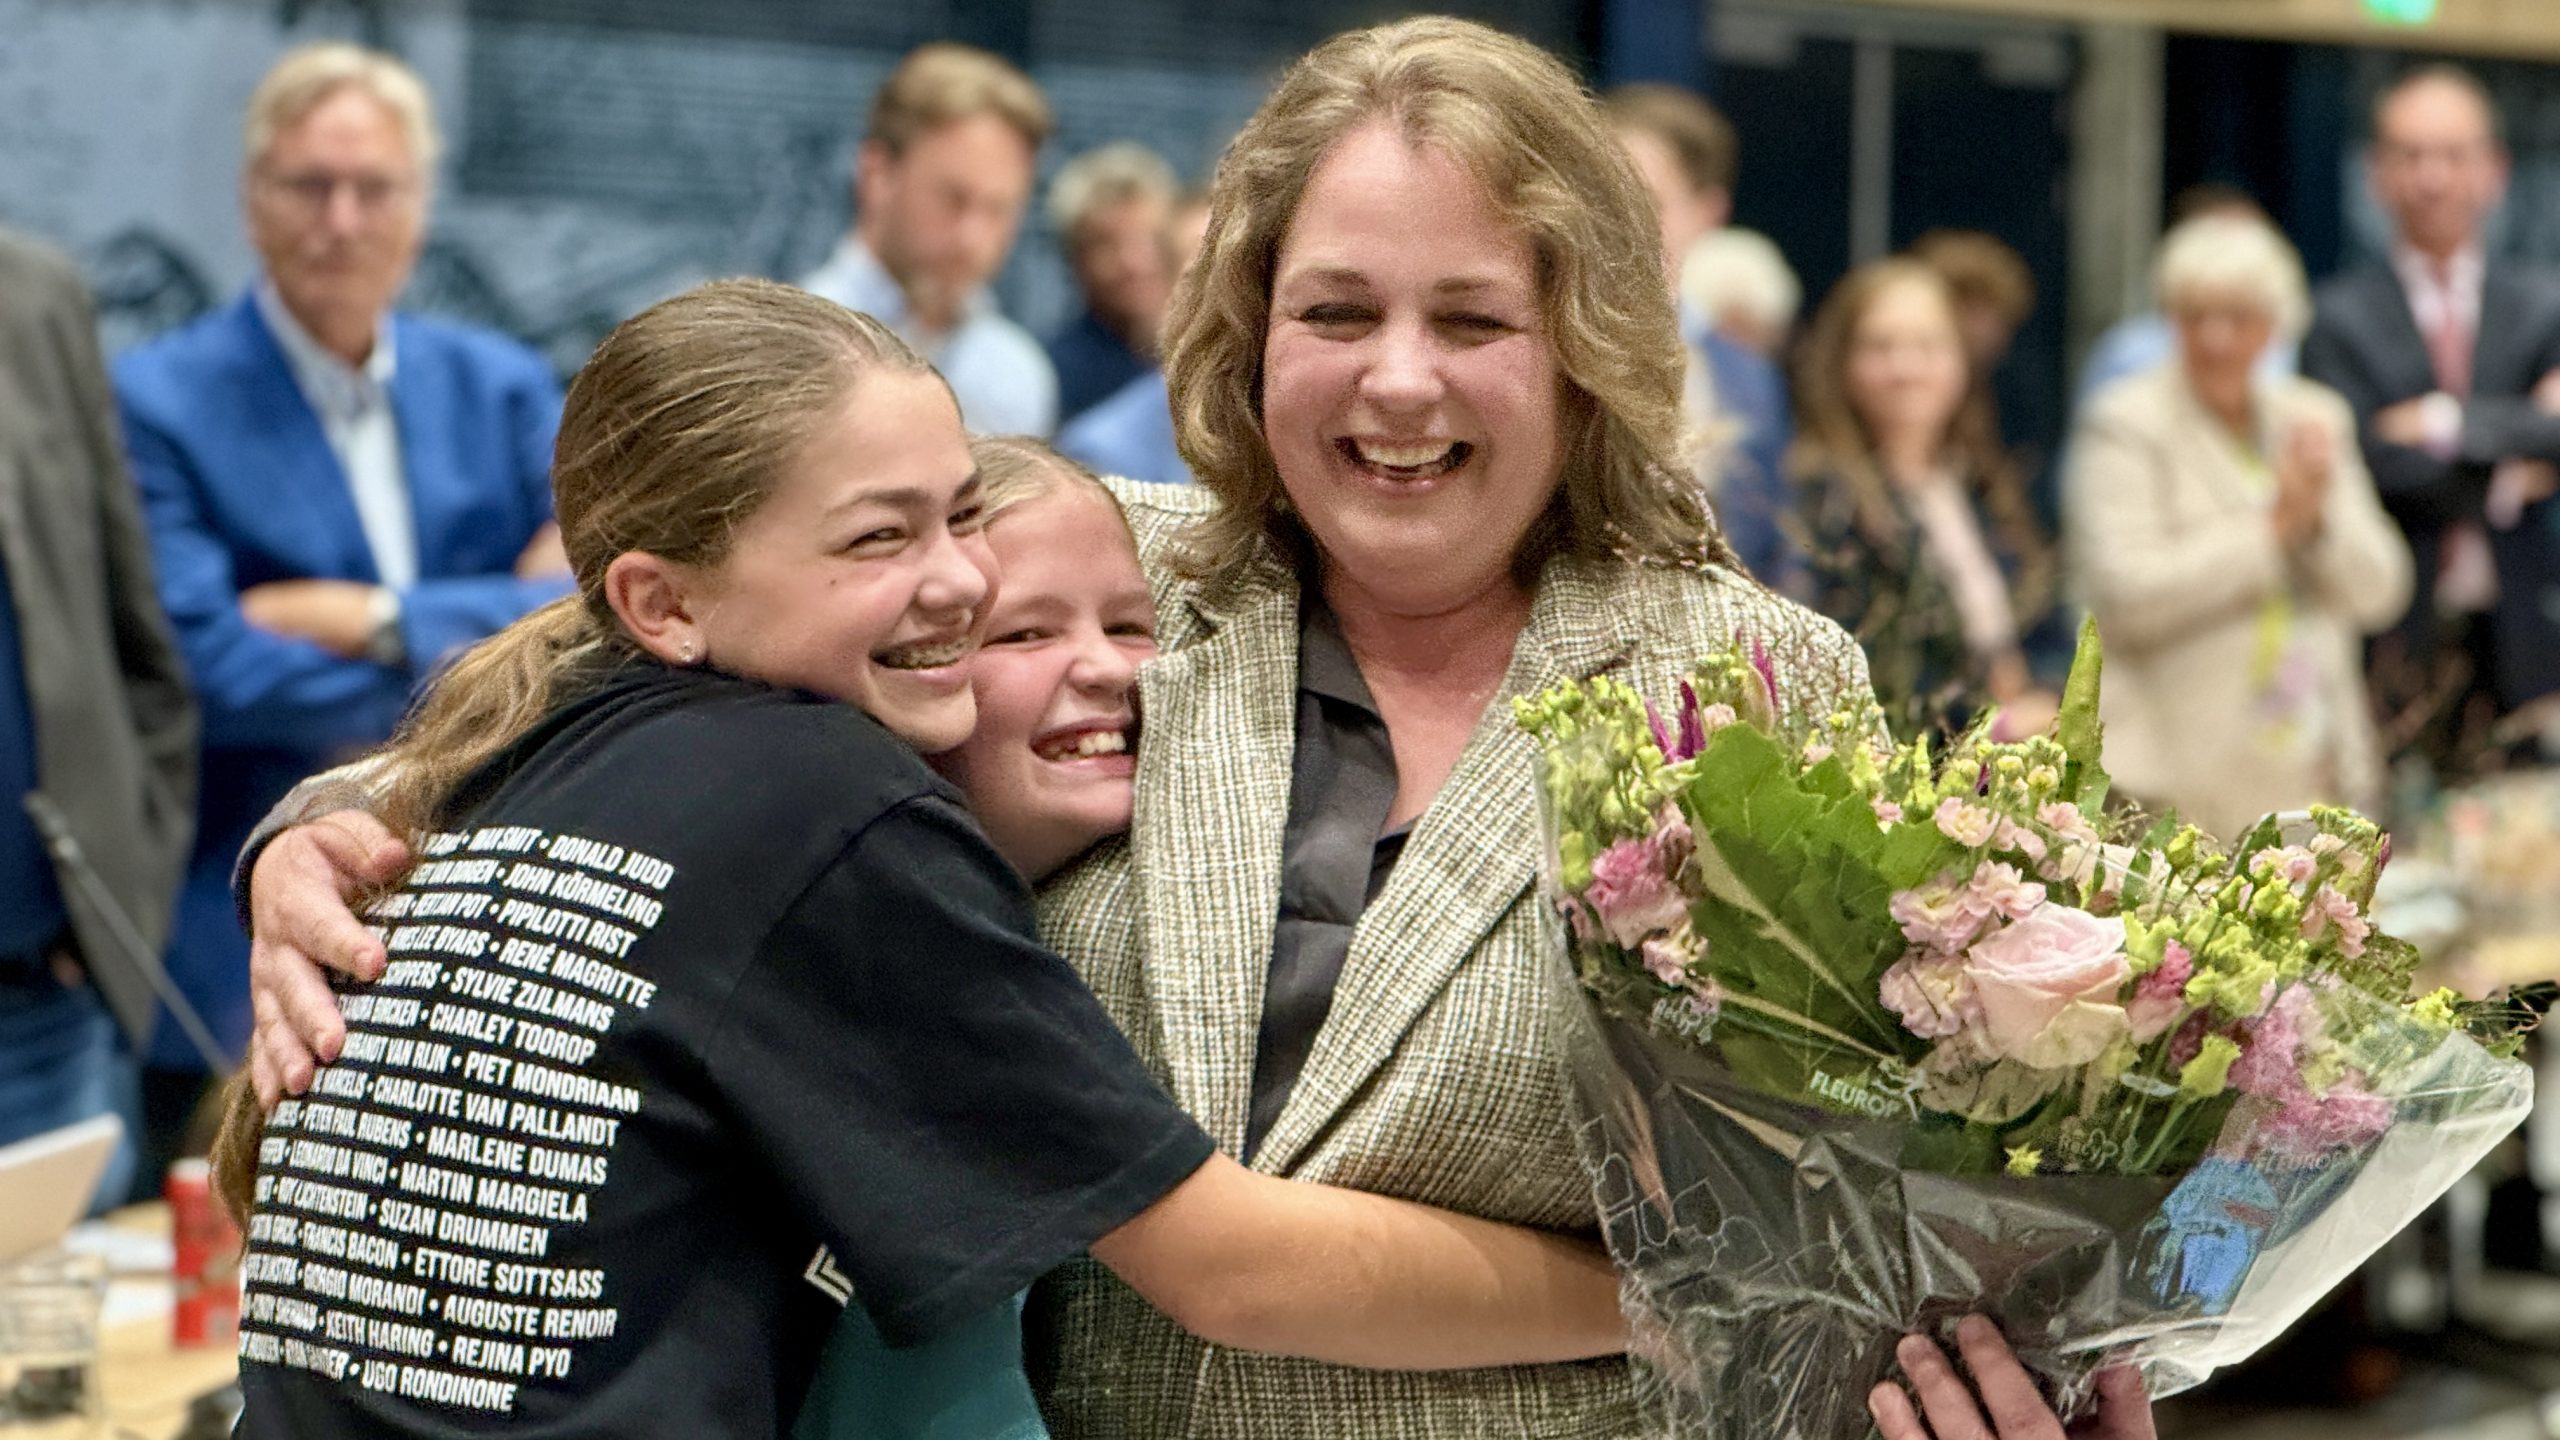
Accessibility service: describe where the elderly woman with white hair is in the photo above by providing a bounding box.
[2066,213,2413,841]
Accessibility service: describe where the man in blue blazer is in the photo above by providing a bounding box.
[1604,85,1798,590]
[113,43,567,1120]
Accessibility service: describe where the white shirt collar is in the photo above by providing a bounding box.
[2391,242,2485,307]
[255,280,396,422]
[826,235,989,337]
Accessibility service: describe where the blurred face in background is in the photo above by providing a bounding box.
[246,85,425,359]
[2170,287,2278,425]
[2371,76,2507,260]
[859,113,1038,333]
[1070,193,1175,349]
[1165,194,1213,283]
[1844,274,1969,450]
[1614,125,1728,286]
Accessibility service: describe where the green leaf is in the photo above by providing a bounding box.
[1673,728,1943,1060]
[2057,616,2112,811]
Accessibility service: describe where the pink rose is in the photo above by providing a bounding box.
[1962,906,2131,1068]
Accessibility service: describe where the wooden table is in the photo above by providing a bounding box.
[86,1204,235,1440]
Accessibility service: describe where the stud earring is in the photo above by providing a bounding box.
[678,641,698,664]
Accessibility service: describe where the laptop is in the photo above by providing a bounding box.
[0,1114,122,1265]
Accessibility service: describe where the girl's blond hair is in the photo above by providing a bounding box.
[970,434,1132,541]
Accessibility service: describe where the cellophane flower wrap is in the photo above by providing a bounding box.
[1517,621,2532,1437]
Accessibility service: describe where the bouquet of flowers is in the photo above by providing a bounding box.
[1517,623,2533,1437]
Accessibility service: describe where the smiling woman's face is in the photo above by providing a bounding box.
[1259,121,1564,613]
[930,484,1158,881]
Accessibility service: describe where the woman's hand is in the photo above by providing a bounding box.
[1984,652,2059,740]
[1869,1317,2154,1440]
[2272,419,2334,550]
[246,812,411,1106]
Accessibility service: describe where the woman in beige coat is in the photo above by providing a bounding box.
[2068,213,2412,842]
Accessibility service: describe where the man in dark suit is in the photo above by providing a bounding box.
[0,228,198,1208]
[2301,63,2560,766]
[113,43,568,1144]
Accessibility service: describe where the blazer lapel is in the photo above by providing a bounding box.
[2363,267,2441,401]
[1129,555,1300,1155]
[2475,265,2524,397]
[1252,558,1636,1173]
[235,299,380,583]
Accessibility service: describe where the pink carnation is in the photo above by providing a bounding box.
[1586,836,1689,949]
[2258,1076,2395,1165]
[2038,802,2100,848]
[1991,819,2049,864]
[1935,798,2000,849]
[1967,861,2046,923]
[1879,951,1978,1039]
[1872,798,1906,827]
[1640,933,1698,987]
[2300,886,2370,958]
[1891,874,1990,955]
[2167,1012,2212,1068]
[2127,940,2193,1043]
[2229,986,2320,1100]
[2249,846,2319,888]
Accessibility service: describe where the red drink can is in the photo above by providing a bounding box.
[167,1157,240,1348]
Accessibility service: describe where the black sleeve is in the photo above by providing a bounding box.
[704,791,1214,1348]
[2299,306,2470,529]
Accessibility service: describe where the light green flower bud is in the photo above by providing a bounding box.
[2180,1034,2242,1101]
[2411,988,2460,1030]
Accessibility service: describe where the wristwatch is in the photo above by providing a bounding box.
[365,586,408,669]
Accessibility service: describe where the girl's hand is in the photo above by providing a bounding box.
[1869,1317,2155,1440]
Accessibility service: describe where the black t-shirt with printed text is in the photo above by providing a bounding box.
[233,662,1214,1438]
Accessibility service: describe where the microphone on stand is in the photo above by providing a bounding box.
[22,791,233,1077]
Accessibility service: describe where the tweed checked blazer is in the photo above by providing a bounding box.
[1028,481,1874,1439]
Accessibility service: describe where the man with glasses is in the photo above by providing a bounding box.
[112,42,567,1159]
[2303,63,2560,771]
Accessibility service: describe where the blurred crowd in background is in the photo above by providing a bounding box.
[7,17,2560,1423]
